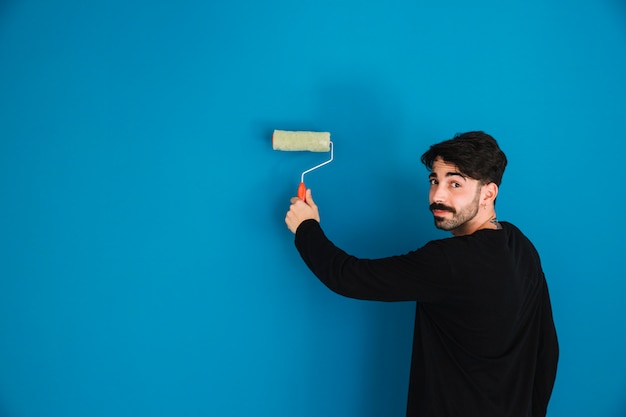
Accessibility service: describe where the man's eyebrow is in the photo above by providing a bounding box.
[429,171,468,180]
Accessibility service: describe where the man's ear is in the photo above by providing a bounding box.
[483,182,499,204]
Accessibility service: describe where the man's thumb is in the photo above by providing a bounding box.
[306,189,315,206]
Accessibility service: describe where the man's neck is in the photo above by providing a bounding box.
[451,211,499,236]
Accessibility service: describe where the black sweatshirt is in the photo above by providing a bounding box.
[294,219,559,417]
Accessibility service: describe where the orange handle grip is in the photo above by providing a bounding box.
[298,182,306,201]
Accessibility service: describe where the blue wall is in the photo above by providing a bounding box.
[1,0,625,416]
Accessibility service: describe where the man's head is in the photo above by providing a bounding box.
[421,131,507,187]
[421,132,508,235]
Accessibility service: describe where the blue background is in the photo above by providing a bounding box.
[1,0,625,416]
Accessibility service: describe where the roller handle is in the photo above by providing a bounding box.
[298,182,306,201]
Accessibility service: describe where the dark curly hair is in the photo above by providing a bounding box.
[420,131,508,186]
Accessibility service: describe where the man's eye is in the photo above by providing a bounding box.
[429,179,438,185]
[451,182,461,188]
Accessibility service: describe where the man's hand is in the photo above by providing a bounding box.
[285,189,320,234]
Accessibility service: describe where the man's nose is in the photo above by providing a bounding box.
[431,186,446,203]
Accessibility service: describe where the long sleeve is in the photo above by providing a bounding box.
[295,219,394,300]
[294,219,448,302]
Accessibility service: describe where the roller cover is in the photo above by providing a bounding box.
[272,130,331,152]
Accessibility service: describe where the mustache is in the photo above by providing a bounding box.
[430,203,455,213]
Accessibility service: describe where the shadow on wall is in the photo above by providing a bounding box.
[312,78,432,253]
[314,79,428,415]
[0,0,17,21]
[249,77,443,415]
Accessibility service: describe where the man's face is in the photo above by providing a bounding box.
[428,157,483,233]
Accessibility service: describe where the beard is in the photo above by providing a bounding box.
[430,187,481,231]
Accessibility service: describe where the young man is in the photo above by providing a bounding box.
[285,131,559,417]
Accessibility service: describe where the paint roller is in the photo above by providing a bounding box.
[272,129,333,201]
